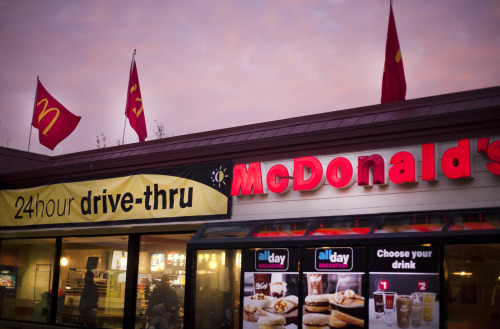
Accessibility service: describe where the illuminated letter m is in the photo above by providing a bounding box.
[231,163,264,195]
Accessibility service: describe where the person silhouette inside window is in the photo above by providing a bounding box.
[147,274,179,329]
[79,271,99,326]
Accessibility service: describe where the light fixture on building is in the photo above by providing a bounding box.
[60,239,69,266]
[453,271,473,277]
[453,260,472,277]
[236,252,241,268]
[120,254,127,267]
[120,237,127,267]
[209,254,217,269]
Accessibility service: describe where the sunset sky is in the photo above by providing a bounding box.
[1,0,499,156]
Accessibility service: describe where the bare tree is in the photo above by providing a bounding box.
[96,133,107,149]
[153,120,166,139]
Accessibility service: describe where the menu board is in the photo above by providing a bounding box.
[369,245,439,329]
[242,248,299,329]
[301,247,366,329]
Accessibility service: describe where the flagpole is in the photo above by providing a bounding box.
[122,49,137,145]
[28,76,39,152]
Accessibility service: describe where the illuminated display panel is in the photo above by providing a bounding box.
[375,214,446,234]
[0,274,16,290]
[150,253,165,272]
[449,212,500,231]
[308,218,372,235]
[252,222,309,237]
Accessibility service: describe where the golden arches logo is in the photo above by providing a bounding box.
[36,98,60,136]
[129,83,143,117]
[133,99,143,117]
[395,49,402,63]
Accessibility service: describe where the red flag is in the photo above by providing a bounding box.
[32,81,81,150]
[125,60,147,142]
[381,3,406,103]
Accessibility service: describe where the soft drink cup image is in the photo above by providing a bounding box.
[384,292,397,325]
[307,273,323,295]
[254,273,272,296]
[396,295,413,328]
[374,292,384,319]
[422,292,436,322]
[411,300,423,327]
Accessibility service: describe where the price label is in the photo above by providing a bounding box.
[379,279,389,291]
[418,281,427,291]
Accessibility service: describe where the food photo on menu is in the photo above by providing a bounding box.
[242,272,299,329]
[302,273,365,329]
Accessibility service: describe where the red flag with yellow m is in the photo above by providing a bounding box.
[381,2,406,103]
[32,80,81,150]
[125,59,147,142]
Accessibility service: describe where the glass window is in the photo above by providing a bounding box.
[58,236,128,328]
[199,225,251,239]
[445,243,500,328]
[449,211,500,231]
[308,218,372,235]
[0,238,55,323]
[375,213,446,233]
[135,234,192,329]
[252,222,309,237]
[192,249,241,329]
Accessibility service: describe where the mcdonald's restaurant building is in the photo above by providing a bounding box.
[1,86,499,329]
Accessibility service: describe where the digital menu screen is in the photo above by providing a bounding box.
[0,273,16,297]
[151,253,165,272]
[0,274,15,289]
[301,247,366,329]
[242,248,300,329]
[368,245,439,329]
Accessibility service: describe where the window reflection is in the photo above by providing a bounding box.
[309,218,372,235]
[449,212,500,231]
[58,236,128,328]
[252,222,309,237]
[199,225,251,239]
[0,238,55,323]
[193,249,241,329]
[135,234,192,329]
[375,214,446,233]
[445,243,500,328]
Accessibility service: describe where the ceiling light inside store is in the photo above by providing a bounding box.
[121,253,127,267]
[60,256,68,266]
[453,271,473,277]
